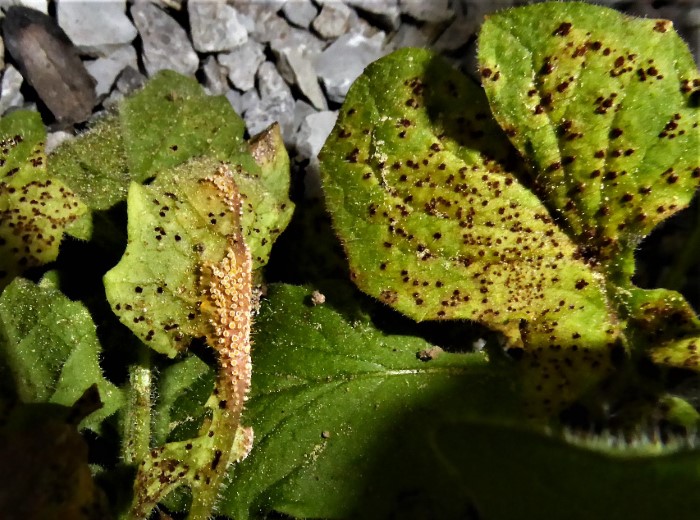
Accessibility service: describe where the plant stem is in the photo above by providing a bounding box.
[122,345,152,466]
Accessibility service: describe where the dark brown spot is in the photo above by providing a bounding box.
[553,22,572,37]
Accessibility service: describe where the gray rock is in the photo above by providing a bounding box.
[56,0,137,56]
[276,47,327,110]
[314,31,386,103]
[188,0,248,52]
[201,55,229,96]
[101,89,125,110]
[272,25,326,55]
[237,88,261,116]
[3,6,96,124]
[131,2,199,77]
[296,110,337,161]
[433,16,478,52]
[0,65,24,115]
[244,94,295,141]
[218,39,265,91]
[84,45,137,98]
[258,61,292,102]
[344,0,401,31]
[224,88,243,115]
[386,23,431,50]
[296,109,338,196]
[292,99,316,135]
[246,62,295,139]
[116,66,146,95]
[0,0,47,14]
[282,0,318,29]
[312,2,352,40]
[399,0,453,23]
[250,11,289,43]
[45,130,74,154]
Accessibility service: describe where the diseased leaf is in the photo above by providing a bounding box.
[0,274,123,432]
[221,283,520,519]
[478,3,700,279]
[319,48,623,414]
[0,111,87,288]
[104,160,244,359]
[433,421,700,520]
[49,73,293,269]
[105,161,254,519]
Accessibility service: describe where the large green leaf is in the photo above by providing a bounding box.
[0,274,123,432]
[319,48,623,414]
[433,421,700,520]
[478,2,699,279]
[221,283,520,519]
[0,111,87,288]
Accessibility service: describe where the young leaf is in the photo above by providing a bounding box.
[220,283,521,519]
[0,274,123,432]
[105,161,254,519]
[478,3,700,279]
[319,48,623,414]
[0,111,87,288]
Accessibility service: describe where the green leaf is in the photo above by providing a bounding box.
[48,114,130,211]
[0,274,123,432]
[433,421,700,520]
[119,70,254,181]
[478,3,700,280]
[152,354,215,446]
[319,48,623,414]
[221,283,520,519]
[0,111,87,288]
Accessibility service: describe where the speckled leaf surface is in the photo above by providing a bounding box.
[221,283,520,520]
[0,111,87,288]
[320,48,623,413]
[0,274,123,432]
[478,2,700,278]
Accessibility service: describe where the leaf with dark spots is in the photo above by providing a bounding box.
[320,48,623,415]
[104,159,254,518]
[3,6,96,125]
[624,287,700,372]
[0,111,87,289]
[104,159,246,359]
[478,2,699,280]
